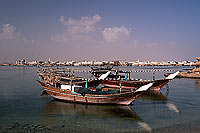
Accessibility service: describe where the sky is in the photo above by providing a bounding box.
[0,0,200,62]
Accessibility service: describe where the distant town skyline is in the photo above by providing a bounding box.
[0,58,194,67]
[0,0,200,62]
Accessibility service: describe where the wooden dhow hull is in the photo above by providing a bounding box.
[99,71,180,91]
[100,79,170,91]
[37,80,143,105]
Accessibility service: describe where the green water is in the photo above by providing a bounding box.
[0,66,200,132]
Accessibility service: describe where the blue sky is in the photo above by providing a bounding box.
[0,0,200,62]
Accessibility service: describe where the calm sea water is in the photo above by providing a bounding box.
[0,66,200,132]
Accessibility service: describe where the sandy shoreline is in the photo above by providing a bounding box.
[153,119,200,133]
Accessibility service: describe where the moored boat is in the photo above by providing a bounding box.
[37,67,179,92]
[99,71,180,91]
[37,80,153,105]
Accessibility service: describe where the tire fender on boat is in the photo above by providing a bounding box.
[81,92,85,97]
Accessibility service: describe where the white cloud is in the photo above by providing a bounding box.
[102,26,131,43]
[52,14,101,42]
[0,24,20,41]
[52,15,134,46]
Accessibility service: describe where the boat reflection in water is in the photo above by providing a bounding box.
[41,100,152,132]
[138,91,180,113]
[195,79,200,89]
[140,91,168,102]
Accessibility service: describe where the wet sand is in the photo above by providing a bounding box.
[153,119,200,133]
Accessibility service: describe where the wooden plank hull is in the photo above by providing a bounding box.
[37,80,142,105]
[100,79,170,91]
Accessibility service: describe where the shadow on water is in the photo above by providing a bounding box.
[140,91,168,102]
[42,100,139,120]
[136,90,180,113]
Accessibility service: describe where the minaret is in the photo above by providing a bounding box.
[48,58,51,64]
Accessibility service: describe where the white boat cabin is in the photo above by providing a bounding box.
[61,84,82,92]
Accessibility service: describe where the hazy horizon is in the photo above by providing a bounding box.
[0,0,200,62]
